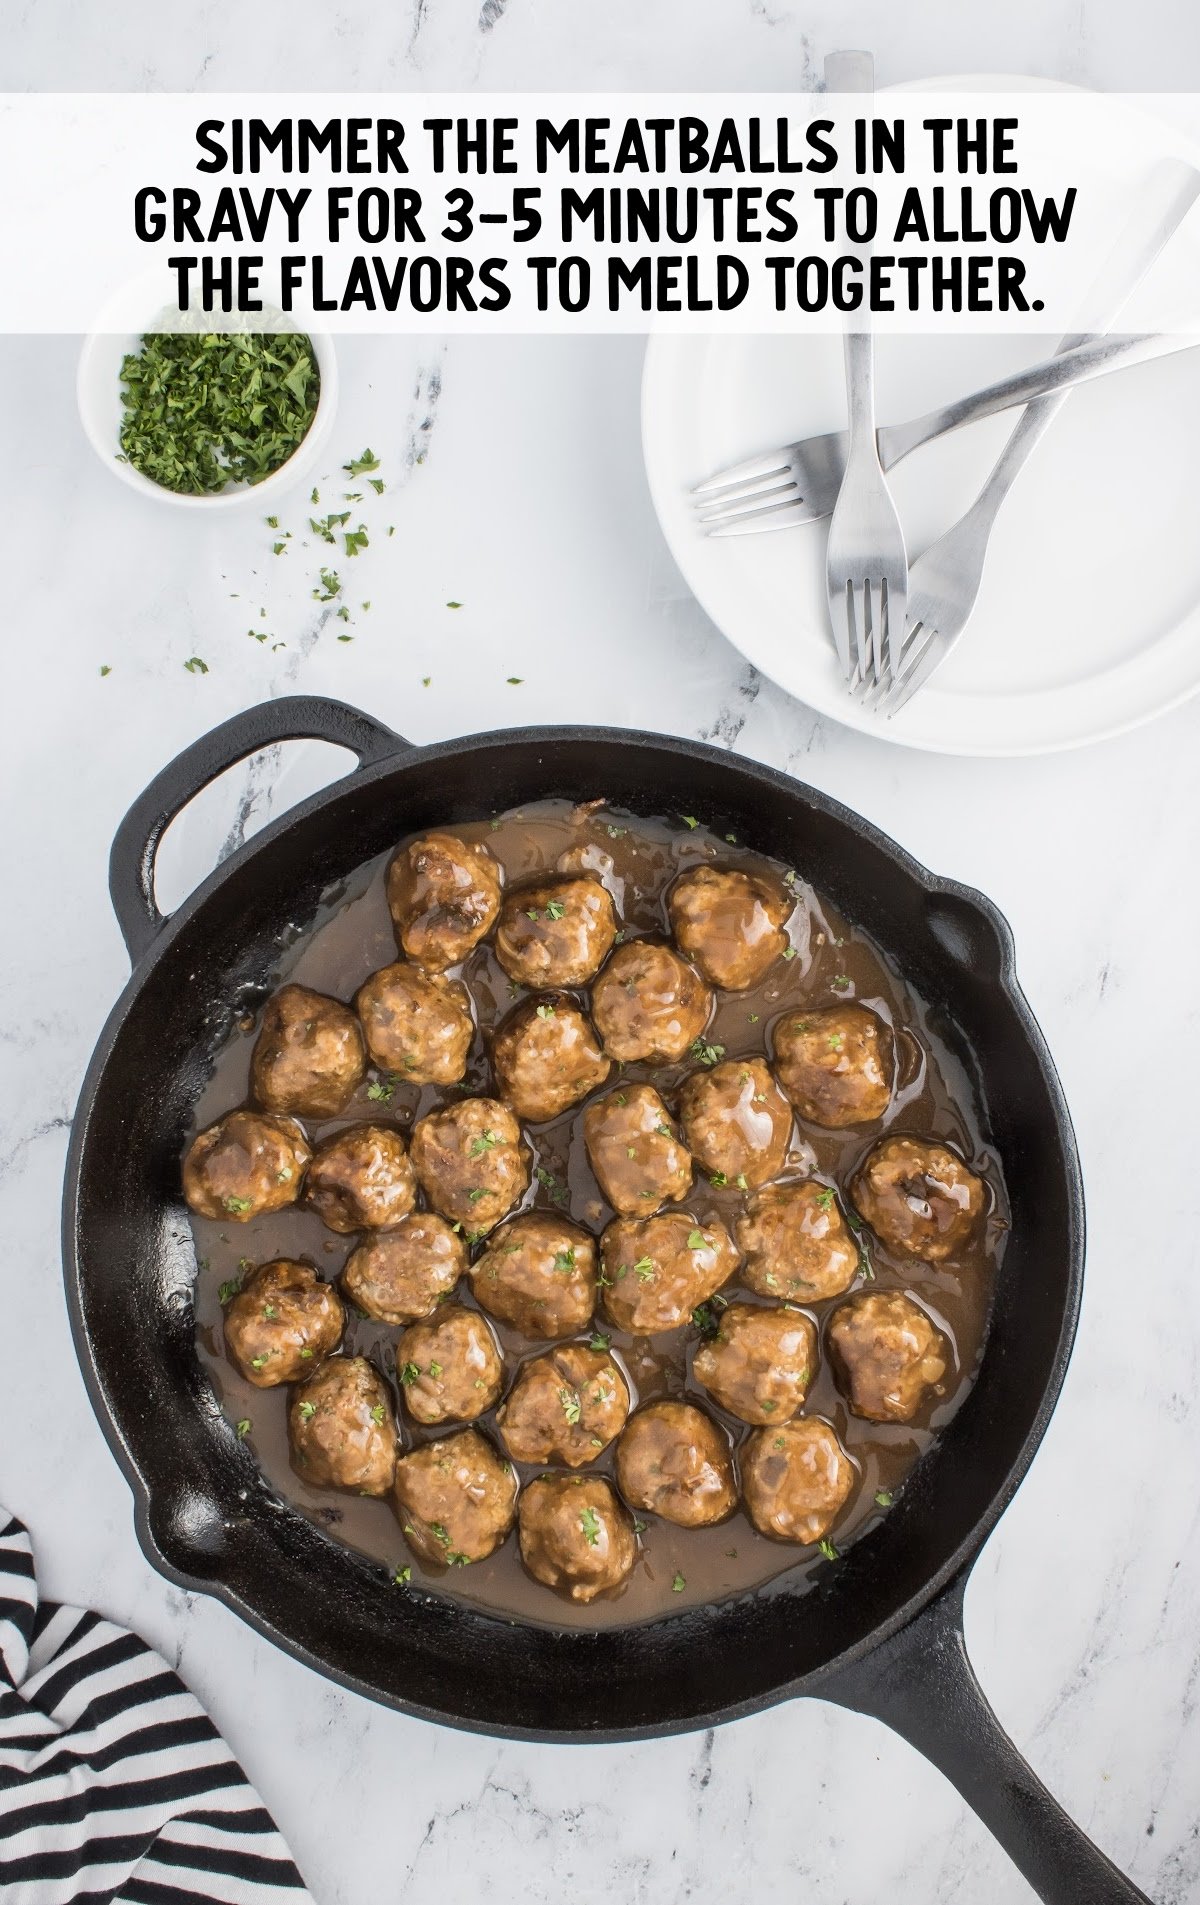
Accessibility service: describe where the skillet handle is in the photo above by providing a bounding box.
[822,1569,1153,1904]
[109,695,407,966]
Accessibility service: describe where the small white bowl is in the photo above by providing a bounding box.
[77,324,338,511]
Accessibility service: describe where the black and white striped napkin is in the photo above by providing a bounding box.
[0,1509,314,1904]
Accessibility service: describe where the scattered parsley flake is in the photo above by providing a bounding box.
[672,1571,686,1593]
[679,814,699,829]
[343,448,380,476]
[874,1491,894,1508]
[817,1539,839,1561]
[236,1419,251,1437]
[184,656,209,675]
[580,1507,601,1545]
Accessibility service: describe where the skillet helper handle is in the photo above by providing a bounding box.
[110,695,405,966]
[824,1571,1153,1905]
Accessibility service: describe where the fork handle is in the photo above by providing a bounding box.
[844,330,879,459]
[877,330,1188,470]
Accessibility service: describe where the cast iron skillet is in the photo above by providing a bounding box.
[63,695,1151,1905]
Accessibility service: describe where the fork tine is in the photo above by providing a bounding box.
[873,622,942,716]
[695,476,800,523]
[691,450,796,497]
[693,468,797,511]
[827,578,853,681]
[706,497,813,536]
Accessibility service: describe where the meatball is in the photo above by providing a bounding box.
[827,1290,949,1423]
[341,1214,466,1324]
[772,1005,894,1128]
[615,1401,736,1528]
[287,1356,397,1496]
[490,997,610,1124]
[250,983,366,1118]
[583,1085,692,1215]
[355,961,474,1086]
[387,831,502,971]
[518,1475,636,1603]
[600,1211,739,1334]
[692,1300,817,1426]
[736,1181,860,1301]
[394,1428,517,1568]
[182,1110,311,1223]
[409,1098,529,1231]
[495,877,618,989]
[851,1136,986,1263]
[742,1418,855,1544]
[304,1124,416,1234]
[470,1214,597,1339]
[667,865,791,991]
[497,1344,630,1468]
[396,1304,503,1425]
[223,1259,343,1388]
[679,1058,792,1190]
[590,939,714,1064]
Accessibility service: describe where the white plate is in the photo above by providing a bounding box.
[641,81,1200,757]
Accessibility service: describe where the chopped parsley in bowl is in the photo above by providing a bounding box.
[77,320,337,509]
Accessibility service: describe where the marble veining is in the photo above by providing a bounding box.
[5,5,1200,1901]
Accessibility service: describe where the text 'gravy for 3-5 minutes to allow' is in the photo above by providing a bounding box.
[188,799,1008,1630]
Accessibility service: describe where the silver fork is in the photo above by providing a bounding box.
[874,157,1200,716]
[822,49,907,686]
[691,331,1196,535]
[826,328,909,687]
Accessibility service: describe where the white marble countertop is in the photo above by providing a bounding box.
[6,8,1200,1904]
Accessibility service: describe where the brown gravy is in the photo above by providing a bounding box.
[189,799,1008,1630]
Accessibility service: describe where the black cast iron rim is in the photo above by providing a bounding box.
[62,717,1085,1741]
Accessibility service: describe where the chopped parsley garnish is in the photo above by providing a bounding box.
[709,1171,728,1188]
[235,1419,251,1438]
[393,1566,412,1586]
[816,1187,837,1211]
[366,1079,395,1103]
[831,974,851,991]
[588,1331,611,1352]
[632,1256,655,1281]
[735,1173,749,1192]
[671,1571,686,1592]
[469,1130,498,1157]
[217,1278,242,1305]
[874,1490,894,1508]
[184,656,210,675]
[686,1229,707,1250]
[560,1387,582,1425]
[655,1123,672,1139]
[580,1507,601,1546]
[545,899,566,920]
[428,1362,443,1379]
[223,1194,252,1214]
[690,1037,725,1067]
[399,1362,420,1386]
[535,1003,556,1020]
[782,946,797,960]
[298,1401,316,1420]
[467,1188,486,1203]
[554,1248,576,1271]
[817,1538,839,1561]
[370,1403,387,1423]
[117,331,320,495]
[679,815,699,829]
[828,1032,844,1051]
[250,1354,270,1370]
